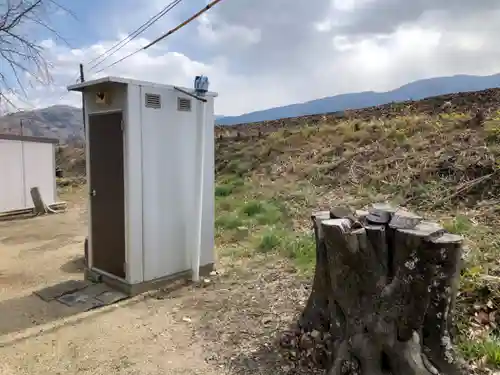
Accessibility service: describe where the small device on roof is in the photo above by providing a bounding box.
[194,75,209,97]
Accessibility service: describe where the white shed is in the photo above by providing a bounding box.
[67,76,217,295]
[0,133,58,213]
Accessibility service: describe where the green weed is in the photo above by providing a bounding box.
[442,215,473,235]
[459,335,500,368]
[215,213,244,230]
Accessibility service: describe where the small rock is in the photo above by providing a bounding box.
[182,316,192,323]
[209,271,217,276]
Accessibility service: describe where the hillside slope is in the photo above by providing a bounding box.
[213,87,500,370]
[0,105,83,142]
[216,73,500,125]
[215,89,500,214]
[215,87,500,136]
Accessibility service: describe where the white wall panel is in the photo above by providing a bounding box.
[0,138,56,213]
[23,141,56,207]
[0,139,24,212]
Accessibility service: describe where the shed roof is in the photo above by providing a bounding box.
[0,133,59,144]
[67,76,218,97]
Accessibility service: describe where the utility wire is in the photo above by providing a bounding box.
[93,0,224,75]
[55,0,184,101]
[144,0,223,50]
[92,48,142,75]
[87,0,183,72]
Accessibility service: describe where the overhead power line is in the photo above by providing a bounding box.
[143,0,223,49]
[55,0,184,101]
[93,0,224,75]
[87,0,184,72]
[92,46,145,75]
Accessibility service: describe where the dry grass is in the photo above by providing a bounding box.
[213,105,500,372]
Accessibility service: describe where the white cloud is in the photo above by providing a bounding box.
[197,13,261,46]
[5,0,500,116]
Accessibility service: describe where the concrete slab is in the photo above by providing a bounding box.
[34,280,90,302]
[56,292,104,311]
[81,283,113,298]
[95,290,128,305]
[53,283,128,312]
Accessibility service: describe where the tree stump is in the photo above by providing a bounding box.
[283,204,465,375]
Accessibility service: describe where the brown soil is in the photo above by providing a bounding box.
[0,189,309,375]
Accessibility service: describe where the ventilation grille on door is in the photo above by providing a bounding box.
[177,97,192,112]
[145,93,161,109]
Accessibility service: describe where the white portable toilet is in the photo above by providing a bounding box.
[67,76,217,295]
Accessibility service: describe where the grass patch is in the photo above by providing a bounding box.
[214,176,315,272]
[485,120,500,143]
[254,226,316,273]
[224,160,256,177]
[214,183,291,250]
[215,175,246,197]
[241,200,267,216]
[239,200,284,225]
[282,232,316,273]
[459,335,500,368]
[257,227,287,253]
[215,213,245,230]
[215,184,235,197]
[220,245,253,259]
[442,215,473,235]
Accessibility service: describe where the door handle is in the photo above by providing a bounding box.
[90,189,96,197]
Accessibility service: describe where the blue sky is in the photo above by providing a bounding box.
[50,1,201,51]
[5,0,500,115]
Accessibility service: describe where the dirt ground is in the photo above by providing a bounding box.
[0,188,310,375]
[0,189,87,336]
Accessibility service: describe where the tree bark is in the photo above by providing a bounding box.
[283,204,465,375]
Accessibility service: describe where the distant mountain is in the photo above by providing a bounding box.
[215,73,500,125]
[0,105,83,142]
[3,73,500,139]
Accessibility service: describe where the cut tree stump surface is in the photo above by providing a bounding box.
[281,204,465,375]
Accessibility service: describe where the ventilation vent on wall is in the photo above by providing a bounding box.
[177,97,192,112]
[145,93,161,109]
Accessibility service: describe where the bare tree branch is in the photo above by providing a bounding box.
[0,0,72,113]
